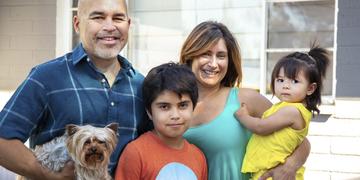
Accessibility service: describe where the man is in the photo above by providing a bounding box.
[0,0,145,179]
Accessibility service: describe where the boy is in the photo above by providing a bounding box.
[115,62,207,180]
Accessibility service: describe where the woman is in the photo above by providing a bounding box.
[180,21,310,180]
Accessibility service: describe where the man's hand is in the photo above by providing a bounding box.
[44,161,76,180]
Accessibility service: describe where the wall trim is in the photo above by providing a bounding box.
[56,0,72,57]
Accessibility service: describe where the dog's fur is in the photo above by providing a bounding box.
[17,123,118,180]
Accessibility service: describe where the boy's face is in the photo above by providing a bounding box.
[148,90,193,143]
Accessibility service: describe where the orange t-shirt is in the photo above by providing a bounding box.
[115,131,207,180]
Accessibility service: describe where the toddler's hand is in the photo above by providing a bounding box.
[235,103,250,119]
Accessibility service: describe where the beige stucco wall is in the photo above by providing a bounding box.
[0,0,56,91]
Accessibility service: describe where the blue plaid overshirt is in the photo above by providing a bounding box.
[0,44,145,174]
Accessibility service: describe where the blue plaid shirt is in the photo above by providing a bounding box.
[0,44,145,174]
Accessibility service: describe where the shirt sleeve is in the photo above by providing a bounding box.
[0,67,48,142]
[115,142,142,180]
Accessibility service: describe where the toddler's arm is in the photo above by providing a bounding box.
[235,103,305,135]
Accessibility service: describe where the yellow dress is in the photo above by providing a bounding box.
[241,102,312,180]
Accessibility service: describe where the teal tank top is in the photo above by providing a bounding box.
[183,88,252,180]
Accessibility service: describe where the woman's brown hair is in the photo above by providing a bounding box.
[180,21,242,87]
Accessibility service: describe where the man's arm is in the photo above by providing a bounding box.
[0,138,44,178]
[0,138,75,180]
[259,138,311,180]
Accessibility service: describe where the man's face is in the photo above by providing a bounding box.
[73,0,130,61]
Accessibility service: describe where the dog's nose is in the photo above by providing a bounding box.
[91,146,97,153]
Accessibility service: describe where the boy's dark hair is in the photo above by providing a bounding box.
[137,62,198,135]
[270,44,330,114]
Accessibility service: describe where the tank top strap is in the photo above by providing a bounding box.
[210,87,242,124]
[228,87,240,105]
[226,87,240,107]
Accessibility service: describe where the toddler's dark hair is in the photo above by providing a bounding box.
[270,44,330,114]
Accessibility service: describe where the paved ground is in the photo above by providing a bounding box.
[305,115,360,180]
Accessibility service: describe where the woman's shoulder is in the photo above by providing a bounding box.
[237,87,272,117]
[237,87,262,101]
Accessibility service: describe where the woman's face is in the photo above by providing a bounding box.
[191,38,229,88]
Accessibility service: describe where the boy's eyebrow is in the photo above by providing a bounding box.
[179,100,191,103]
[154,102,170,105]
[154,100,191,105]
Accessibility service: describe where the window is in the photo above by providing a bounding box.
[58,0,336,104]
[262,0,335,102]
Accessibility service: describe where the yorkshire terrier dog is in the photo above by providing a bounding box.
[17,123,118,180]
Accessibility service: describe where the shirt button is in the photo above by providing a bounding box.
[110,102,115,106]
[101,79,106,83]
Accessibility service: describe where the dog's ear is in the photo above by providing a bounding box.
[66,124,79,136]
[106,123,118,134]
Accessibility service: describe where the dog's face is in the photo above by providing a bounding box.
[65,123,118,169]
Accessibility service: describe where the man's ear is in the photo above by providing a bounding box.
[73,16,80,33]
[307,83,317,96]
[146,109,153,121]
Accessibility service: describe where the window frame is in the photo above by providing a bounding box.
[261,0,337,104]
[56,0,73,57]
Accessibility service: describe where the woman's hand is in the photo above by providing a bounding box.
[258,161,296,180]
